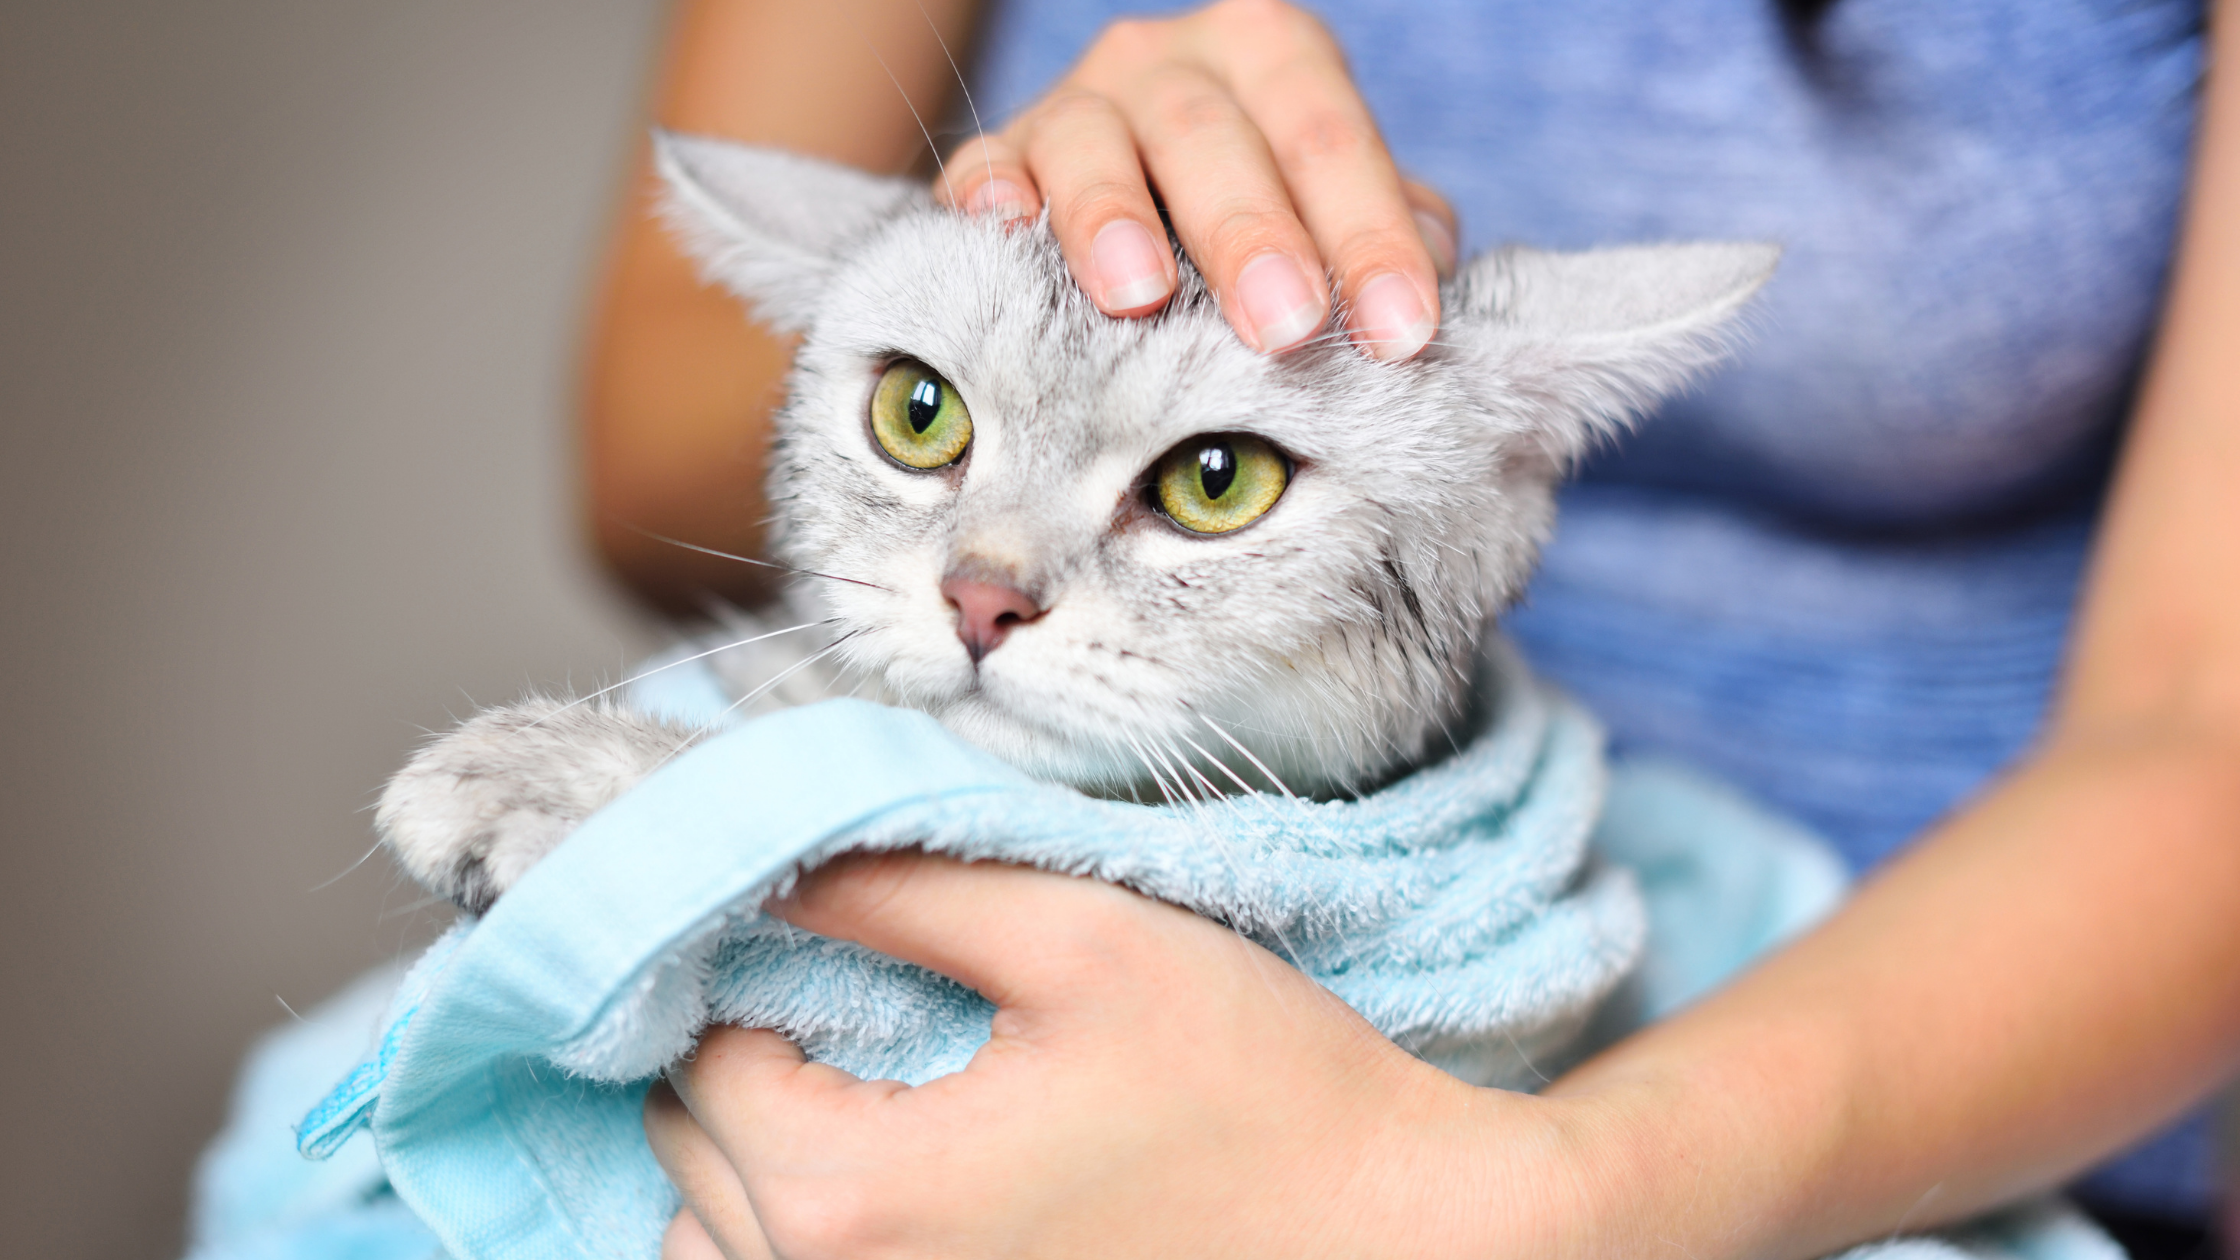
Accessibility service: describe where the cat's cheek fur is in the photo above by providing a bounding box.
[375,701,704,913]
[821,577,980,699]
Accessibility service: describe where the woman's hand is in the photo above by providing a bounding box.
[643,852,1610,1260]
[938,0,1457,361]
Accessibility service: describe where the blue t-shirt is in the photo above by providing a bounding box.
[974,0,2210,1218]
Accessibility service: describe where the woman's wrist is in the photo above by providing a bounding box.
[1524,1024,1866,1260]
[1374,1072,1699,1260]
[1517,1080,1716,1260]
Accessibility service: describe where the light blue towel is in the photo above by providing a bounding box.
[184,643,2123,1260]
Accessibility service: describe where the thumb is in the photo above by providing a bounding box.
[770,851,1180,1010]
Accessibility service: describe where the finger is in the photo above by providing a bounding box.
[938,131,1041,225]
[662,1211,734,1260]
[770,851,1168,1009]
[1014,88,1177,315]
[666,1025,885,1153]
[1195,8,1439,360]
[1094,61,1331,353]
[1399,177,1459,277]
[645,1080,776,1260]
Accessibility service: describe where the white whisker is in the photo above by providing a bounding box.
[1123,730,1177,796]
[1123,733,1302,1010]
[1157,735,1313,980]
[309,839,388,893]
[851,25,953,204]
[1175,731,1261,799]
[524,619,838,729]
[1502,1025,1553,1086]
[1191,709,1299,800]
[650,630,865,768]
[618,522,889,591]
[1120,732,1186,810]
[911,0,994,196]
[1165,739,1234,811]
[706,630,864,731]
[1284,326,1472,355]
[377,893,449,921]
[1177,734,1332,967]
[1140,737,1209,809]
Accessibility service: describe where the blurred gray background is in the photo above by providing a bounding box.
[0,3,675,1253]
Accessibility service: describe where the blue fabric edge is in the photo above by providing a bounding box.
[366,698,1037,1260]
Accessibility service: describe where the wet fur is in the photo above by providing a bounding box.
[378,136,1775,911]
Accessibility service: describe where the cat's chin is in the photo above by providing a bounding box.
[922,694,1154,794]
[918,690,1376,802]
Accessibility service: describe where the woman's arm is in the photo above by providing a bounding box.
[580,0,979,613]
[1550,3,2240,1251]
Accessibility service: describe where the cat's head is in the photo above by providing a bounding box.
[656,133,1775,797]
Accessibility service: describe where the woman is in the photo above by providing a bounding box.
[586,1,2240,1255]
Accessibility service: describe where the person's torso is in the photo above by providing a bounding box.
[970,0,2212,1217]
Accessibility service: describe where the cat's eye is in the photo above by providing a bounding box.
[870,359,973,469]
[1153,434,1289,535]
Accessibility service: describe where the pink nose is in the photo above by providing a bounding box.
[940,574,1043,663]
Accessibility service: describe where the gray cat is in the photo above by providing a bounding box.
[377,133,1775,914]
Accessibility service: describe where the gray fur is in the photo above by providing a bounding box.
[377,700,702,913]
[377,133,1776,910]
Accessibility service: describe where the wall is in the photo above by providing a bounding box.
[0,3,671,1253]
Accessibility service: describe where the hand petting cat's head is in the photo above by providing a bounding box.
[655,133,1774,798]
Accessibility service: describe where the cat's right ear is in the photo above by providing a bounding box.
[652,131,926,332]
[1442,241,1779,469]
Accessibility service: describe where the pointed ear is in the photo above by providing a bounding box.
[1447,241,1780,465]
[652,130,927,332]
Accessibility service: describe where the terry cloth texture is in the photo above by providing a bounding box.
[183,643,2124,1260]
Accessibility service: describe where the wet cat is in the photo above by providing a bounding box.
[377,133,1775,913]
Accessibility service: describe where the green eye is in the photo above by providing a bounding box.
[870,359,972,469]
[1154,435,1288,534]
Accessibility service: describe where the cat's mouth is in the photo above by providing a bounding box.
[897,644,1308,800]
[876,620,1213,793]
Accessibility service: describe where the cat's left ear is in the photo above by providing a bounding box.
[652,131,927,332]
[1442,241,1780,467]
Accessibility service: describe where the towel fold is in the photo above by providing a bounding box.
[182,641,2124,1260]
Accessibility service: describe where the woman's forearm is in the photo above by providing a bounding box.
[1548,726,2240,1257]
[580,0,981,612]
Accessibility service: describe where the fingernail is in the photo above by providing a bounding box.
[1236,252,1325,352]
[1414,210,1458,276]
[1351,272,1435,361]
[1091,219,1172,310]
[967,178,1031,222]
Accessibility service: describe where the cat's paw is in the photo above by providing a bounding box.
[376,699,704,913]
